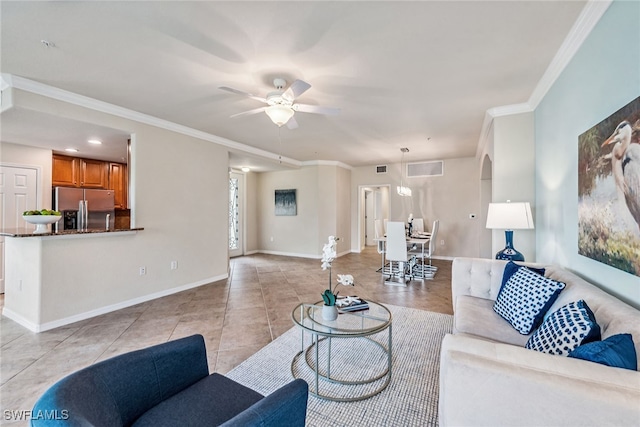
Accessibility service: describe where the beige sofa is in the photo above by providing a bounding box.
[439,257,640,427]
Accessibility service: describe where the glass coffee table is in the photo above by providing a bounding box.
[291,301,392,402]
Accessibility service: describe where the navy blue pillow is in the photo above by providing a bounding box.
[569,333,637,370]
[501,260,546,290]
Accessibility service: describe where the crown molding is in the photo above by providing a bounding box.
[301,159,354,170]
[475,103,533,159]
[0,74,12,91]
[475,0,612,159]
[3,74,302,168]
[528,0,612,109]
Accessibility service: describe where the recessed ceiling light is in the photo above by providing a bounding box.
[88,139,102,145]
[241,167,251,172]
[64,148,79,153]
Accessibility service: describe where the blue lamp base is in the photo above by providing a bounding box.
[495,230,525,262]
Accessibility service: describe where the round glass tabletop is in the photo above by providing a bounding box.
[291,301,391,337]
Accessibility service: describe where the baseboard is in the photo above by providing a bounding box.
[243,250,259,255]
[1,307,40,332]
[3,274,228,333]
[257,250,321,259]
[255,249,352,260]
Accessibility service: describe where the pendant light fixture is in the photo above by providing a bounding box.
[397,147,412,197]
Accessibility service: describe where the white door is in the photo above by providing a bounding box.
[365,190,375,246]
[229,172,244,258]
[374,189,383,221]
[0,165,39,293]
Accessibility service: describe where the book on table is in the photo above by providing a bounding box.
[336,296,369,313]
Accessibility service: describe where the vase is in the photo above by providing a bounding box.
[322,304,338,321]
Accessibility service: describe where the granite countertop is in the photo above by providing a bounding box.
[0,227,144,238]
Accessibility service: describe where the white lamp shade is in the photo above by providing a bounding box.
[486,202,534,230]
[265,105,294,126]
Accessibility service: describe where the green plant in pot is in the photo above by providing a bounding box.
[321,289,337,306]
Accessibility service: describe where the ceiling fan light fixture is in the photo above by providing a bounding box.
[265,105,294,127]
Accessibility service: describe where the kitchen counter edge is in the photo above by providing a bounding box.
[0,228,144,238]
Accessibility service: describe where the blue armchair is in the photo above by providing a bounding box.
[31,334,308,426]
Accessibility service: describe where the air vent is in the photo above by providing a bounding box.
[376,165,387,174]
[407,161,444,177]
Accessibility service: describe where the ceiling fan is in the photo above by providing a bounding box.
[219,78,340,129]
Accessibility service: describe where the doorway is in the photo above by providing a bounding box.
[229,172,244,258]
[358,184,390,251]
[0,165,40,293]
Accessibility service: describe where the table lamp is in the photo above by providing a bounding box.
[485,201,534,261]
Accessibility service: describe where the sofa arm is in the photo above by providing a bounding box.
[439,334,640,427]
[221,379,309,427]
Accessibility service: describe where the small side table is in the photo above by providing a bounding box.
[291,301,392,402]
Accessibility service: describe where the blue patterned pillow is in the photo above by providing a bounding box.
[500,261,546,291]
[493,266,566,334]
[569,333,637,370]
[526,300,601,356]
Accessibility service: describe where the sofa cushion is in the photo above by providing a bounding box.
[455,295,531,346]
[526,300,601,356]
[493,266,566,334]
[132,373,264,427]
[569,333,637,370]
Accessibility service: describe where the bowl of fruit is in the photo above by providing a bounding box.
[22,209,62,234]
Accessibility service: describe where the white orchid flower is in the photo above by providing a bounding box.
[321,235,338,269]
[337,274,354,286]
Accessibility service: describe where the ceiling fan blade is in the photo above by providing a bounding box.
[230,107,266,118]
[282,79,311,102]
[286,116,299,130]
[294,103,341,116]
[219,86,268,103]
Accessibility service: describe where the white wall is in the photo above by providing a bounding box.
[254,163,351,258]
[244,171,259,254]
[2,88,230,326]
[535,0,640,308]
[336,166,352,254]
[257,166,321,257]
[491,112,536,260]
[351,158,481,258]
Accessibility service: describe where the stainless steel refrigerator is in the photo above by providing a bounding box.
[53,187,115,231]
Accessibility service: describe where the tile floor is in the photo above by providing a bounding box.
[0,247,452,425]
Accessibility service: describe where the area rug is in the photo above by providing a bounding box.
[226,304,453,427]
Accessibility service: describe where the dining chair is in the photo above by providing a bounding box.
[384,221,412,286]
[420,219,440,279]
[374,219,388,273]
[412,218,425,234]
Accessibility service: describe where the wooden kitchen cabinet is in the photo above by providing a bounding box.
[108,162,128,209]
[80,158,108,188]
[52,154,79,187]
[52,156,124,200]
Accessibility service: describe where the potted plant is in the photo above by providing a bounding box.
[320,236,354,320]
